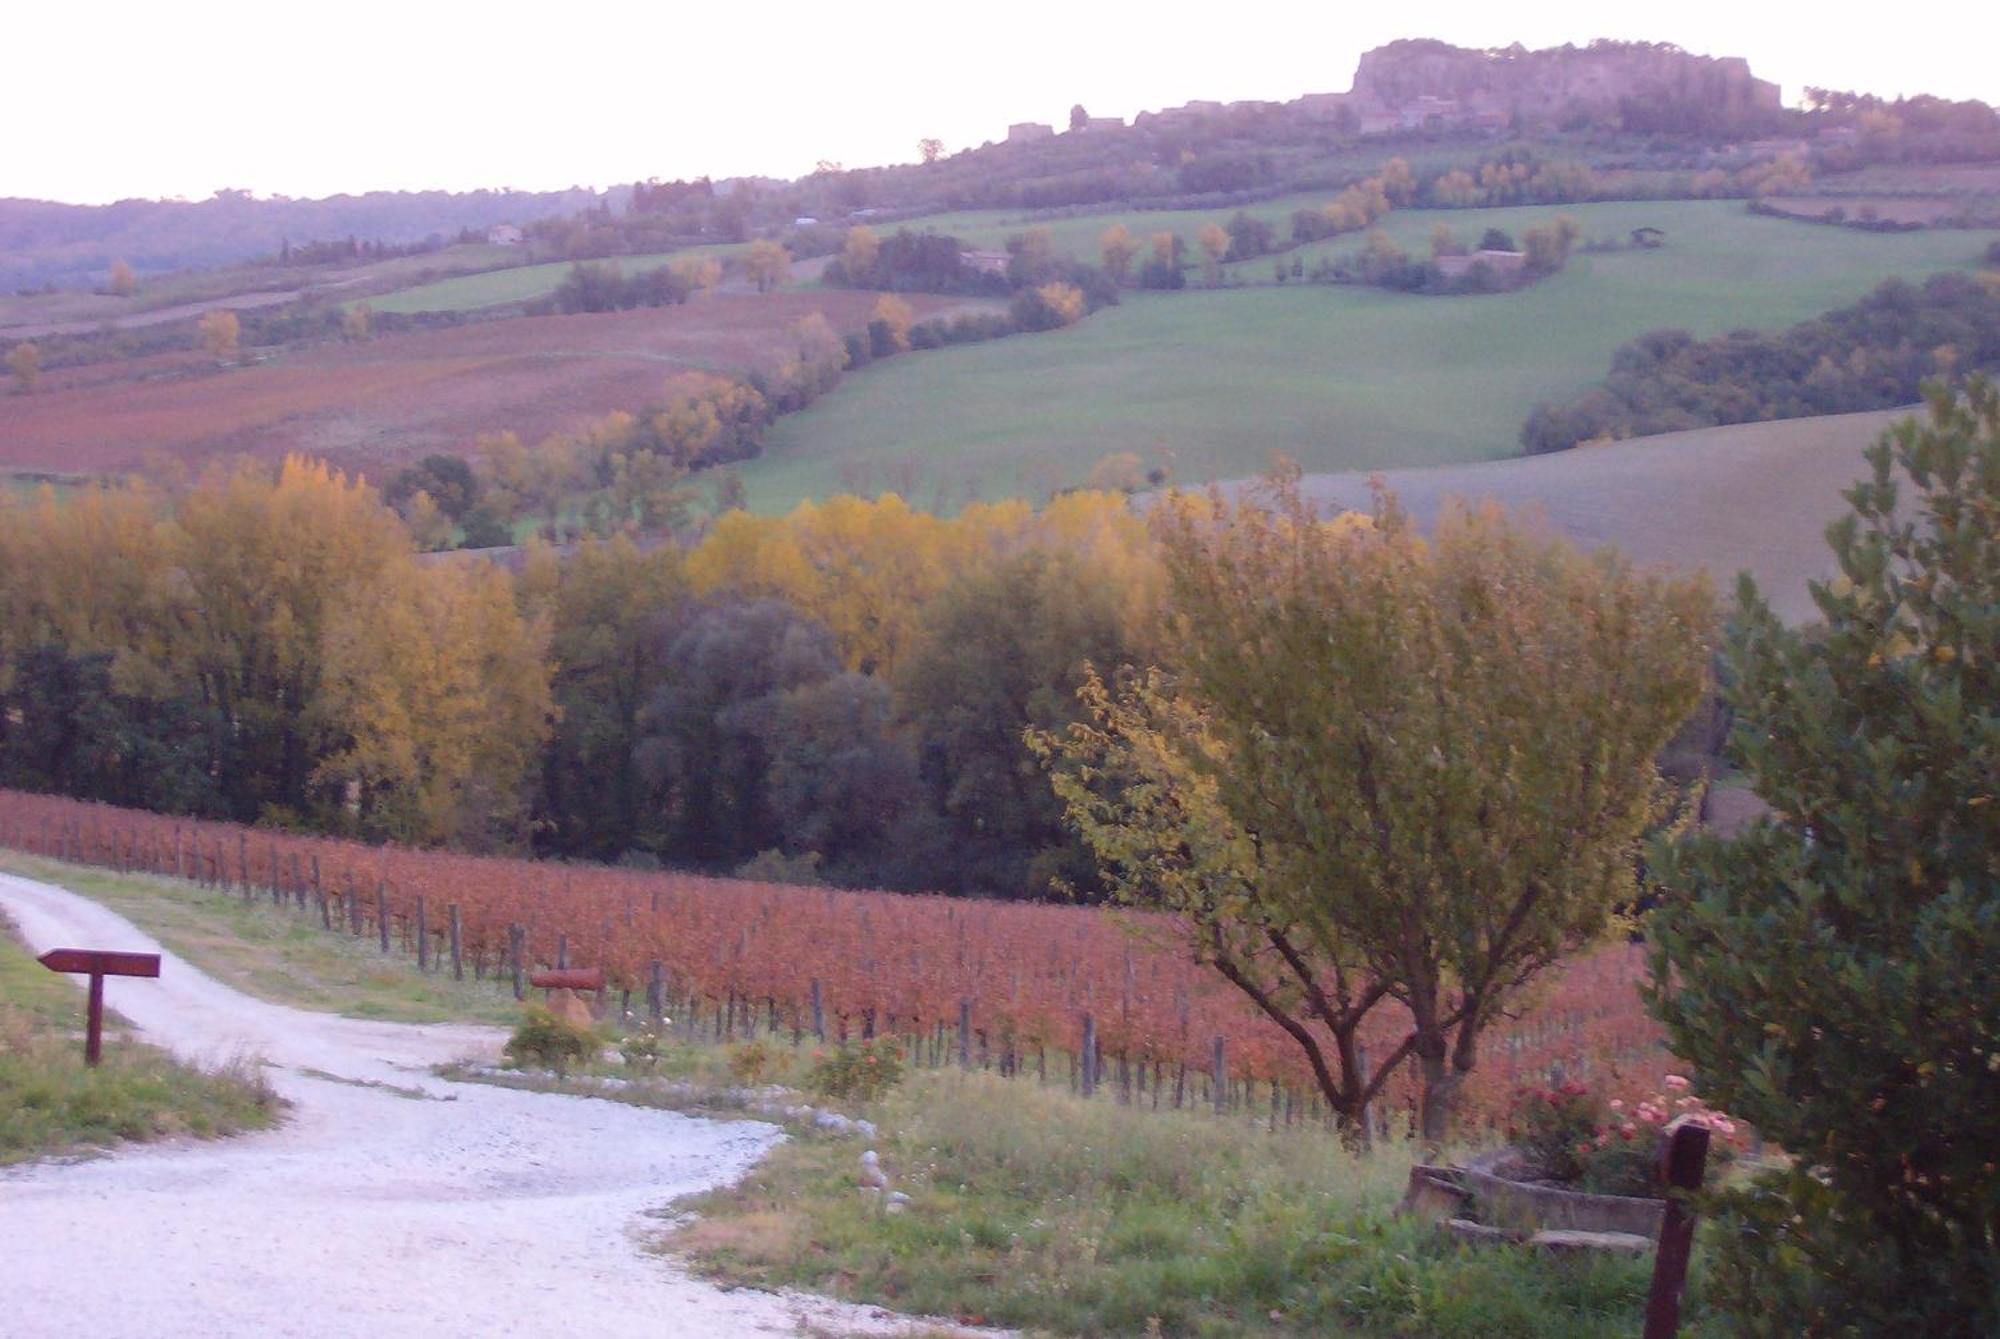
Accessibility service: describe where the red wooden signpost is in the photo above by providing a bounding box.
[37,948,162,1066]
[528,967,604,994]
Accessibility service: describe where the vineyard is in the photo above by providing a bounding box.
[0,789,1676,1127]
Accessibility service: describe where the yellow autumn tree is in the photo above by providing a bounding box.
[7,341,40,393]
[1196,224,1229,285]
[197,309,240,359]
[670,255,723,291]
[843,226,880,279]
[316,557,553,844]
[1099,224,1138,284]
[744,239,792,292]
[872,293,916,351]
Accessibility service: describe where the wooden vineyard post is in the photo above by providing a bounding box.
[448,904,464,981]
[237,833,248,896]
[647,962,664,1021]
[509,924,525,1001]
[556,934,568,971]
[1080,1014,1097,1097]
[415,896,429,971]
[1212,1037,1227,1115]
[314,857,330,930]
[1644,1116,1713,1339]
[957,997,972,1072]
[375,882,390,954]
[810,979,825,1042]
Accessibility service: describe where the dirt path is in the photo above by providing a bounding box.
[0,871,971,1338]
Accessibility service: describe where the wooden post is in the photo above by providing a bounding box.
[556,934,568,970]
[509,924,525,1001]
[85,969,106,1066]
[809,979,825,1042]
[415,895,430,971]
[957,997,972,1072]
[375,882,390,954]
[237,833,248,896]
[448,904,463,981]
[1644,1117,1713,1339]
[1212,1037,1227,1116]
[647,962,664,1020]
[1080,1014,1097,1097]
[314,856,330,930]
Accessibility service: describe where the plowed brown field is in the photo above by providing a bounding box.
[0,289,971,479]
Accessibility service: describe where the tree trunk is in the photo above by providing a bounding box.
[1418,1045,1458,1148]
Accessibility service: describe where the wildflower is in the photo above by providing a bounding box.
[1608,1098,1625,1111]
[1664,1074,1690,1092]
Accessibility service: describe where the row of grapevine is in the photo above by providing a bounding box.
[0,789,1677,1127]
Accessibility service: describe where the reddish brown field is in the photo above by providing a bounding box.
[1,290,972,480]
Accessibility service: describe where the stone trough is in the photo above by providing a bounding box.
[1398,1149,1665,1256]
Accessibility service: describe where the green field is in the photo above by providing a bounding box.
[914,190,1338,259]
[739,201,1999,512]
[360,243,749,315]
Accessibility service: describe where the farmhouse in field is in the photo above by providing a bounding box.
[486,223,524,246]
[1007,122,1055,144]
[1437,249,1528,284]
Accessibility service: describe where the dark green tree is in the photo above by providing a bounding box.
[637,598,841,866]
[748,672,940,888]
[897,548,1138,899]
[1647,378,2000,1335]
[384,454,478,521]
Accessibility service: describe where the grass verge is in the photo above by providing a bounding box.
[656,1063,1717,1338]
[0,911,282,1165]
[0,852,524,1027]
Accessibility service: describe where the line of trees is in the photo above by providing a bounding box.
[1522,272,2000,453]
[0,468,1163,898]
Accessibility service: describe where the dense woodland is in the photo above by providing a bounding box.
[0,468,1166,899]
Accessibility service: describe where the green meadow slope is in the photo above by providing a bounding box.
[740,202,1997,513]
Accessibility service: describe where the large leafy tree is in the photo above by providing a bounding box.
[901,548,1138,899]
[1647,379,2000,1334]
[1041,481,1712,1140]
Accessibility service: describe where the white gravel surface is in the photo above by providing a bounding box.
[0,871,982,1339]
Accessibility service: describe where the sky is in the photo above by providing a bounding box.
[7,2,1992,206]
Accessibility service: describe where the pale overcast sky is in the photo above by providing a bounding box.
[8,2,1991,204]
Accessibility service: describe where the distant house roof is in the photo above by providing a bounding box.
[961,249,1011,275]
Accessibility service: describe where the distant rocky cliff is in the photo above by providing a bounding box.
[1334,39,1781,133]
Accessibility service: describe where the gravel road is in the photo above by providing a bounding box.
[0,871,974,1338]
